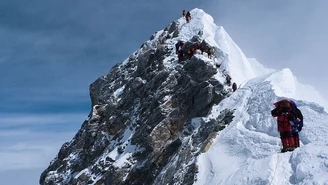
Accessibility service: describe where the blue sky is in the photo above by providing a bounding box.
[1,0,328,184]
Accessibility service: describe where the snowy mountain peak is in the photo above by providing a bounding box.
[265,68,328,110]
[175,8,258,85]
[267,68,297,95]
[40,8,328,185]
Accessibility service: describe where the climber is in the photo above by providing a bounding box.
[191,43,199,54]
[207,48,214,59]
[232,82,237,92]
[199,43,205,54]
[289,100,303,148]
[226,74,231,86]
[182,10,186,17]
[175,40,184,54]
[186,11,191,23]
[271,99,298,152]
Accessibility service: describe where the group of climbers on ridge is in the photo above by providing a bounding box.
[175,40,215,63]
[271,99,304,153]
[178,10,239,93]
[182,10,191,23]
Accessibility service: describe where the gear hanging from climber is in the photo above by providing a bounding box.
[289,100,303,148]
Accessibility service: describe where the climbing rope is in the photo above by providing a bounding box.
[269,154,280,185]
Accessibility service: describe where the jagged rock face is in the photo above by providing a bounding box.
[40,19,234,185]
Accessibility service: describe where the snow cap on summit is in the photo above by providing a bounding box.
[177,8,257,85]
[266,68,328,110]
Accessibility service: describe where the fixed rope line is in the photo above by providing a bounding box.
[269,154,280,185]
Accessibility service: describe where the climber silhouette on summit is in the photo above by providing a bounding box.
[182,10,186,17]
[186,11,191,23]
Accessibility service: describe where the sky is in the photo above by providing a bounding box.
[1,0,328,184]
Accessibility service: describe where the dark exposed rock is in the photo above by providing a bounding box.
[40,19,234,185]
[184,57,217,82]
[165,21,179,34]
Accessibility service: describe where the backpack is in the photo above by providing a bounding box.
[289,100,304,129]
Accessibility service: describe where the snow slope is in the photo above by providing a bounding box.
[185,9,328,184]
[154,9,328,185]
[133,9,328,185]
[187,12,328,185]
[195,72,328,185]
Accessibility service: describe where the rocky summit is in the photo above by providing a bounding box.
[40,9,242,185]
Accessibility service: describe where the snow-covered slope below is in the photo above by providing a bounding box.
[195,71,328,185]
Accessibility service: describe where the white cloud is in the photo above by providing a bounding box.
[0,112,84,184]
[0,113,85,172]
[0,131,74,171]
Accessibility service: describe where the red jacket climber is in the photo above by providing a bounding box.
[186,11,191,23]
[232,82,237,92]
[271,99,298,152]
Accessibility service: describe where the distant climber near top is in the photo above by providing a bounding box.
[186,11,191,23]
